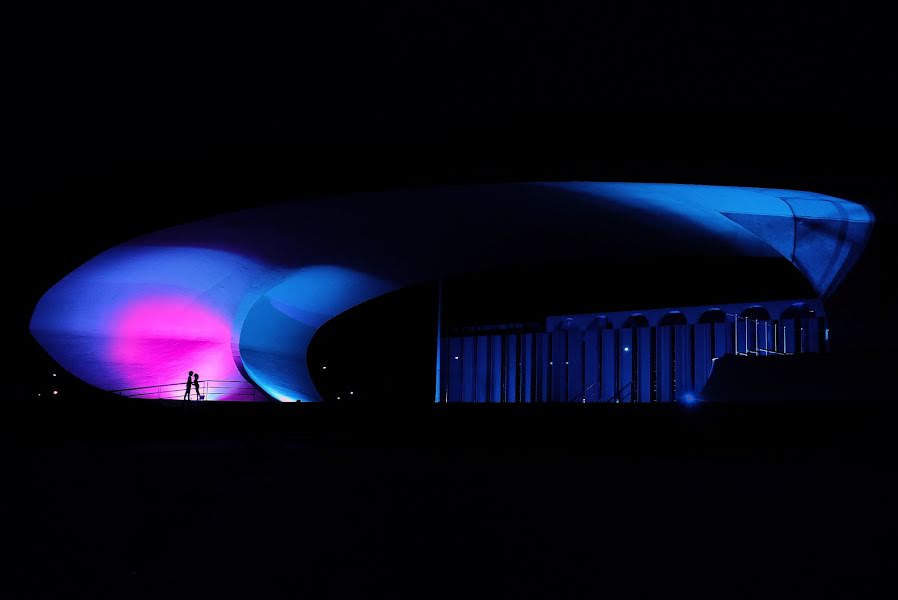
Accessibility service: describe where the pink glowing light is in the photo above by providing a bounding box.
[110,296,244,398]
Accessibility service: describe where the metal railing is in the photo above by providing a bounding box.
[111,380,263,402]
[727,313,794,357]
[572,380,600,403]
[609,381,633,403]
[571,380,632,403]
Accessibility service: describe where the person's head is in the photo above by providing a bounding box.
[194,373,199,379]
[189,371,194,377]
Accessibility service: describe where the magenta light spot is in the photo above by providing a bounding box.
[110,296,243,398]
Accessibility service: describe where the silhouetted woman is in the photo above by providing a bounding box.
[194,372,201,401]
[184,371,194,401]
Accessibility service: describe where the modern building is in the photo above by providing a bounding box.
[30,183,873,402]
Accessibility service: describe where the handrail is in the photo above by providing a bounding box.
[570,380,632,403]
[608,381,632,403]
[725,313,795,357]
[111,379,261,402]
[571,380,600,403]
[112,380,250,393]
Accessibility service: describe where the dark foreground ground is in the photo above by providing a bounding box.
[4,395,897,599]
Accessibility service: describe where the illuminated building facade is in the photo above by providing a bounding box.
[30,183,873,402]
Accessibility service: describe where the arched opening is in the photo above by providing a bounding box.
[740,306,771,322]
[698,309,726,324]
[781,302,817,354]
[659,311,687,326]
[623,314,649,328]
[595,315,614,329]
[781,302,815,320]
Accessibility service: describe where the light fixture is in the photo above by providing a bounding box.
[624,346,630,352]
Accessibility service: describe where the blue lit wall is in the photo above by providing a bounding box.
[30,184,873,402]
[440,298,826,403]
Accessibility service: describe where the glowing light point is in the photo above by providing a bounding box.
[624,346,630,352]
[53,390,58,395]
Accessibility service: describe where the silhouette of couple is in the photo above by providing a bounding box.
[183,371,202,401]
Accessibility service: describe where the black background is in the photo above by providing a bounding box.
[6,4,897,598]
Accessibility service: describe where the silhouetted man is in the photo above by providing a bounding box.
[194,372,201,401]
[184,371,194,401]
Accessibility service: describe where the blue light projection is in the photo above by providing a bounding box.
[30,183,874,402]
[551,183,874,297]
[239,266,395,402]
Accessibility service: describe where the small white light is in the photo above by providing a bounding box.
[52,373,57,377]
[549,361,553,365]
[337,396,341,400]
[350,391,354,395]
[53,390,58,395]
[565,361,569,365]
[454,356,459,360]
[38,393,41,397]
[624,346,630,352]
[322,366,327,370]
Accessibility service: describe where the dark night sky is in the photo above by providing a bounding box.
[9,4,896,385]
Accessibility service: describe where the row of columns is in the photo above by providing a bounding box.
[440,309,826,403]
